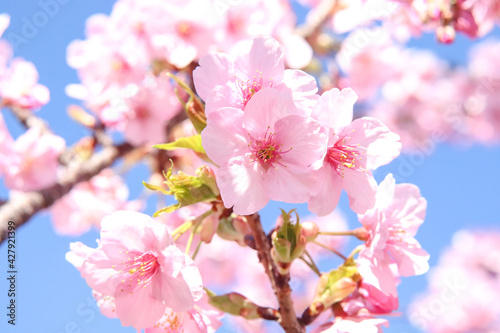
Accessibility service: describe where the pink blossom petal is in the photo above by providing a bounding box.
[263,167,318,203]
[216,157,269,215]
[392,240,430,276]
[313,88,357,133]
[114,285,166,329]
[100,211,152,256]
[193,53,233,101]
[342,168,377,214]
[202,107,246,165]
[390,183,427,230]
[155,248,203,311]
[346,117,401,170]
[307,165,343,216]
[283,69,319,110]
[357,255,398,297]
[82,249,124,295]
[274,114,327,171]
[66,242,95,270]
[243,88,298,137]
[236,37,284,84]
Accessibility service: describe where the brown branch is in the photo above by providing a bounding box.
[296,0,338,39]
[0,142,134,244]
[9,105,52,134]
[245,213,305,333]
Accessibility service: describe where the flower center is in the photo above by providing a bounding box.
[116,251,159,294]
[236,70,273,107]
[248,127,291,169]
[326,135,365,177]
[177,22,192,37]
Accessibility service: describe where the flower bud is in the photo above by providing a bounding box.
[436,25,455,44]
[311,259,361,313]
[143,162,219,216]
[353,227,369,241]
[168,72,207,133]
[217,214,252,245]
[301,221,319,242]
[271,210,307,273]
[208,292,260,319]
[196,165,219,196]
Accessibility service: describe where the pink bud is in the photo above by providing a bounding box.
[353,227,369,241]
[301,221,319,242]
[436,25,456,44]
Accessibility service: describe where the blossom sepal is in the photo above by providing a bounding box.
[207,291,277,320]
[143,164,219,216]
[153,135,206,154]
[271,210,307,273]
[168,72,207,133]
[310,258,360,315]
[216,213,252,245]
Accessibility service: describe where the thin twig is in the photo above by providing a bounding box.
[296,0,338,39]
[312,240,347,260]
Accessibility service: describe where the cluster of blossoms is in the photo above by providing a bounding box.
[0,14,49,110]
[297,0,500,43]
[8,0,499,331]
[196,37,402,216]
[66,36,430,332]
[334,27,500,150]
[50,169,143,236]
[65,0,311,146]
[67,211,223,331]
[0,14,65,192]
[409,230,500,332]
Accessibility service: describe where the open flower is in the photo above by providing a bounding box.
[193,37,318,115]
[3,127,65,191]
[201,88,326,215]
[358,173,429,278]
[66,211,203,329]
[308,88,401,216]
[355,173,429,303]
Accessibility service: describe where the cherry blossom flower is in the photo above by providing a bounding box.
[0,12,48,109]
[121,75,181,146]
[147,0,221,69]
[219,0,313,69]
[465,38,500,144]
[66,211,203,329]
[66,12,149,96]
[3,127,65,191]
[336,30,401,101]
[193,37,318,116]
[308,88,401,216]
[201,88,327,215]
[51,169,143,236]
[0,59,50,109]
[357,173,429,297]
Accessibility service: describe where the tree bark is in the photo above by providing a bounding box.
[0,143,134,243]
[246,213,305,333]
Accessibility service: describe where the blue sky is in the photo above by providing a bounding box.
[0,1,499,332]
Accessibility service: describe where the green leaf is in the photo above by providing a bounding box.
[153,135,205,154]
